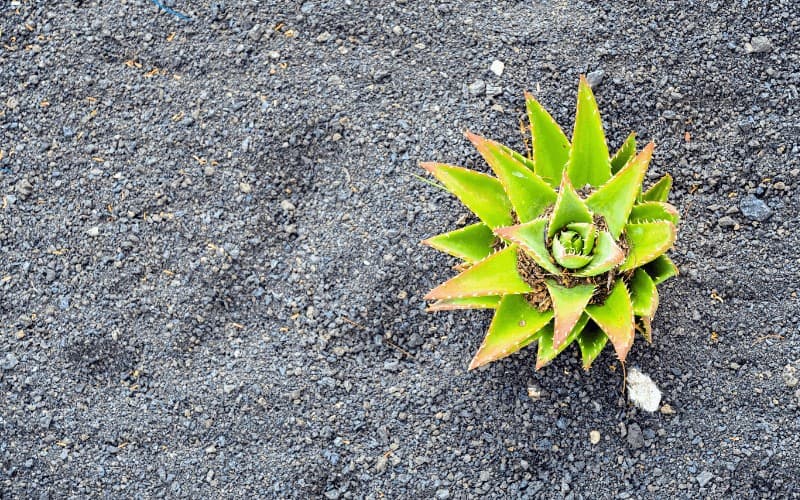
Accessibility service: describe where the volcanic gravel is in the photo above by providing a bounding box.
[1,1,800,498]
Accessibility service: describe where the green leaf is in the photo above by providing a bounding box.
[642,174,673,202]
[566,75,611,187]
[427,296,500,312]
[619,221,677,272]
[422,223,496,263]
[425,245,531,300]
[549,170,593,238]
[466,132,557,222]
[551,237,593,269]
[630,268,659,319]
[611,132,637,174]
[644,254,679,285]
[535,314,590,370]
[494,218,561,275]
[469,295,554,369]
[628,201,680,225]
[577,324,609,371]
[420,162,513,228]
[500,143,536,172]
[586,143,654,239]
[525,91,571,187]
[585,280,635,361]
[545,281,596,349]
[573,230,625,277]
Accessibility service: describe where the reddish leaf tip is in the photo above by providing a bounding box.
[468,356,482,371]
[463,130,483,142]
[419,161,439,174]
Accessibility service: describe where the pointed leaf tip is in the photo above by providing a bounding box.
[535,314,590,370]
[526,91,570,187]
[545,281,595,349]
[586,142,654,238]
[567,76,611,187]
[643,173,673,203]
[464,130,484,146]
[548,170,593,238]
[577,325,608,371]
[421,162,514,228]
[469,295,553,369]
[610,132,637,174]
[419,161,437,174]
[585,280,634,361]
[466,132,557,222]
[424,245,531,300]
[422,222,496,263]
[428,296,501,312]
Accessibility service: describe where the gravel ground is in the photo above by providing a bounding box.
[1,0,799,498]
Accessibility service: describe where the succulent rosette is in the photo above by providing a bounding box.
[422,77,679,371]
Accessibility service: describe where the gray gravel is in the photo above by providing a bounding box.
[740,195,773,221]
[2,0,800,498]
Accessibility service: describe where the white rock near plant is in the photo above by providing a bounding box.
[489,60,504,76]
[627,367,662,412]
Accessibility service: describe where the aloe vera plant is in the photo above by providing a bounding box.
[422,76,678,371]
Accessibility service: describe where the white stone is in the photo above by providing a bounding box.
[627,367,661,412]
[526,384,543,401]
[490,60,505,76]
[589,430,601,445]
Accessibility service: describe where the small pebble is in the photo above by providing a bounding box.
[527,384,543,401]
[717,216,737,228]
[468,79,486,96]
[626,423,645,449]
[1,353,18,370]
[14,178,33,199]
[586,70,605,89]
[739,195,772,221]
[745,36,772,53]
[589,430,601,445]
[696,471,714,488]
[489,60,504,76]
[247,24,263,41]
[486,84,503,97]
